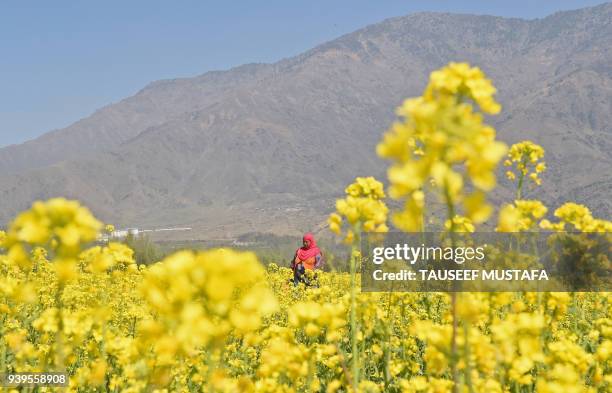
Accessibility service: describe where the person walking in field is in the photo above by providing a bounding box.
[291,233,323,286]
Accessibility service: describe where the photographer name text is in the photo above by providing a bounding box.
[372,269,549,281]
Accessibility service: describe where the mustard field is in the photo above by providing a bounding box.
[1,63,611,392]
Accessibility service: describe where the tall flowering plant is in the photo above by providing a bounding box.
[376,63,508,392]
[377,62,507,232]
[328,176,388,390]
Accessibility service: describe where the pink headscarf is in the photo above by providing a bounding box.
[296,233,321,261]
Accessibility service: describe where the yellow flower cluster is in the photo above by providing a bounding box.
[328,177,388,243]
[504,141,546,198]
[496,199,548,232]
[540,202,612,232]
[444,215,475,233]
[3,198,101,278]
[497,200,612,235]
[425,62,502,114]
[377,62,507,231]
[4,197,101,254]
[288,300,346,340]
[79,242,136,272]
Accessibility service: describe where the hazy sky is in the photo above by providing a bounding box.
[0,0,605,147]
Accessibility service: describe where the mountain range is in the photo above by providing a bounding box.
[1,3,611,239]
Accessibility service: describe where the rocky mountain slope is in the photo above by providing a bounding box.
[1,3,610,238]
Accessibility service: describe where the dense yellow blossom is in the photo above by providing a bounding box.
[1,198,611,392]
[328,176,389,243]
[496,199,548,232]
[377,62,507,231]
[504,141,546,198]
[4,197,101,255]
[444,215,475,233]
[540,202,612,232]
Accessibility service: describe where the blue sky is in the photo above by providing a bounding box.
[0,1,605,147]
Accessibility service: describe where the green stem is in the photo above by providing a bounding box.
[516,155,528,200]
[464,324,474,393]
[1,328,6,374]
[383,293,392,390]
[335,343,354,388]
[55,282,65,372]
[443,182,460,393]
[206,349,214,393]
[516,173,524,200]
[349,238,359,390]
[305,355,315,393]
